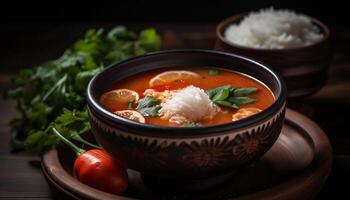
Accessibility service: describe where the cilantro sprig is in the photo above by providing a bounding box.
[5,26,161,154]
[136,96,161,117]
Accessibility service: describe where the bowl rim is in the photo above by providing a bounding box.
[87,49,286,136]
[216,13,331,52]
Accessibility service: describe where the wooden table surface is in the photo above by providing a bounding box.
[0,23,349,199]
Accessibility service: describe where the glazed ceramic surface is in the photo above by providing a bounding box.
[87,50,287,180]
[215,14,332,98]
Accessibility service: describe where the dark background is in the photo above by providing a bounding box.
[0,0,348,24]
[1,0,348,72]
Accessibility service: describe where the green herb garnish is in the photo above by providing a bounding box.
[136,96,161,117]
[206,85,258,108]
[5,26,161,154]
[25,109,100,153]
[206,85,232,99]
[208,68,220,76]
[232,88,258,96]
[228,96,256,105]
[215,100,238,108]
[137,106,161,117]
[136,96,159,109]
[127,101,134,109]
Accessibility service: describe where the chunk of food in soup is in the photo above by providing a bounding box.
[100,67,275,127]
[159,85,220,124]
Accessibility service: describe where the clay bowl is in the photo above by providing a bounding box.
[86,50,286,190]
[215,14,333,98]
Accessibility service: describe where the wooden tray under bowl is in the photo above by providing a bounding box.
[41,108,332,200]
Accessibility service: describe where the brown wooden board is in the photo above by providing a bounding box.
[41,108,332,200]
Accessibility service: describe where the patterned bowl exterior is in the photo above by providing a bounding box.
[88,105,285,179]
[86,50,287,180]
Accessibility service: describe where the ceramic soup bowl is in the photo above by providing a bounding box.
[87,50,286,186]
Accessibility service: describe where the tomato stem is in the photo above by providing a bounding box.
[52,128,86,156]
[72,134,102,150]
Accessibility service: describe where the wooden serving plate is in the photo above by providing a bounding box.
[41,108,332,200]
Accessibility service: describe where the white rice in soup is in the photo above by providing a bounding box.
[159,85,219,124]
[224,8,324,49]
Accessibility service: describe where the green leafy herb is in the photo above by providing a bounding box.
[25,109,91,153]
[228,97,256,105]
[5,26,161,154]
[208,68,220,76]
[137,106,161,117]
[136,96,159,109]
[206,85,258,109]
[206,85,231,99]
[135,28,161,54]
[212,87,230,102]
[127,101,134,109]
[232,88,258,96]
[215,100,238,109]
[136,96,161,117]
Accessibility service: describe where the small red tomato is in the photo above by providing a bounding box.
[73,149,128,194]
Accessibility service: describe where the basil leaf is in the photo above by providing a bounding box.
[136,96,159,109]
[229,97,256,105]
[215,100,238,109]
[215,100,232,107]
[207,85,258,110]
[137,106,161,117]
[208,68,220,76]
[232,88,258,96]
[206,85,231,98]
[212,88,230,102]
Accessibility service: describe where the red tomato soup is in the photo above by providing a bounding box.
[100,67,275,127]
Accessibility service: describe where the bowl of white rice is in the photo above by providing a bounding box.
[215,8,332,98]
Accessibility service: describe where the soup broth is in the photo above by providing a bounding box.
[100,67,275,127]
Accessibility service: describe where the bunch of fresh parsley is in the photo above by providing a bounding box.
[5,26,161,154]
